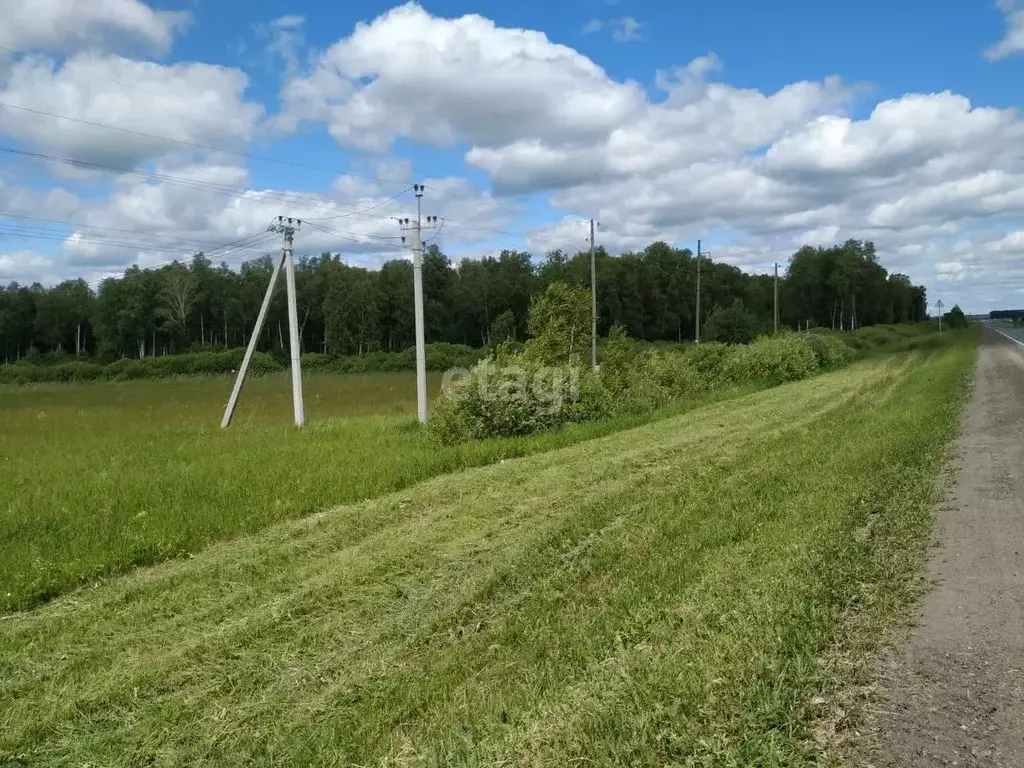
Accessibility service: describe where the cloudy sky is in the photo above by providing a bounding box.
[0,0,1022,312]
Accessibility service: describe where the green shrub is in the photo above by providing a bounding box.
[599,328,705,414]
[803,333,854,369]
[300,344,482,376]
[526,283,592,366]
[429,356,592,443]
[685,342,731,378]
[246,352,282,376]
[1,350,281,385]
[849,326,898,349]
[597,325,643,392]
[718,334,818,385]
[53,362,104,382]
[113,361,150,381]
[425,342,482,371]
[300,352,335,373]
[0,365,51,384]
[704,300,757,345]
[892,333,948,352]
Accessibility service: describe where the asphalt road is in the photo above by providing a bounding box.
[863,326,1024,766]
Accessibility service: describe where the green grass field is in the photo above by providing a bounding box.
[0,338,976,766]
[1,371,764,613]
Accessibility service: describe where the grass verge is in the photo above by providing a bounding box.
[0,335,976,766]
[0,370,759,613]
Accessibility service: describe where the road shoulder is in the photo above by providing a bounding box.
[854,328,1024,767]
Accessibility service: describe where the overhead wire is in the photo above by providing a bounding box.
[0,212,279,255]
[302,185,414,221]
[304,219,404,242]
[82,233,281,289]
[0,146,409,221]
[0,99,418,188]
[423,216,446,244]
[303,219,404,248]
[0,65,530,265]
[439,218,520,238]
[0,212,274,254]
[0,223,277,261]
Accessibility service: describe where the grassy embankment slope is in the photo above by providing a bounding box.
[0,370,763,612]
[1,335,976,766]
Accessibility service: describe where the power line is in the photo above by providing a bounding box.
[0,100,416,188]
[423,216,446,244]
[82,234,280,289]
[304,219,404,243]
[0,146,408,220]
[0,211,276,254]
[439,219,520,238]
[304,222,404,252]
[303,185,413,221]
[0,223,276,261]
[0,215,278,257]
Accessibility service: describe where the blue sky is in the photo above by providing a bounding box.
[1,0,1023,311]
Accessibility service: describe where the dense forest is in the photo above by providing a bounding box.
[0,238,927,362]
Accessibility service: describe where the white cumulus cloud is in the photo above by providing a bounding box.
[986,0,1024,60]
[0,53,265,169]
[0,0,190,55]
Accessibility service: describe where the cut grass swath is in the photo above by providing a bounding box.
[0,338,976,766]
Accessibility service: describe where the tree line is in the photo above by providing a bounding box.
[0,238,928,363]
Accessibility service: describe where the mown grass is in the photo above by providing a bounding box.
[0,370,763,613]
[0,336,976,766]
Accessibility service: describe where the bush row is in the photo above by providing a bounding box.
[300,343,483,374]
[0,342,482,385]
[0,349,282,385]
[428,330,865,444]
[810,322,937,351]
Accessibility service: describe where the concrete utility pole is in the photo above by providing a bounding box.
[589,218,599,370]
[221,216,304,428]
[283,222,304,426]
[774,262,779,334]
[936,299,945,335]
[399,185,437,424]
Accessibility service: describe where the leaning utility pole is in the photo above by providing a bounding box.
[773,262,779,334]
[588,219,599,370]
[399,185,437,424]
[221,216,304,428]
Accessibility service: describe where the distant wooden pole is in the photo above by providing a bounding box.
[773,262,779,334]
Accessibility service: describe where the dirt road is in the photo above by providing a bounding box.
[863,327,1024,766]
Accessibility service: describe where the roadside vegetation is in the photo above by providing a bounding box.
[0,332,977,766]
[0,288,952,613]
[430,283,941,443]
